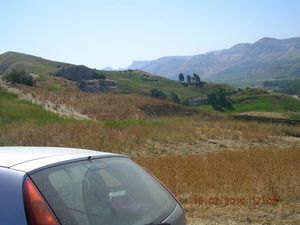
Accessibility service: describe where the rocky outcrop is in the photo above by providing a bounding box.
[54,65,119,93]
[54,65,106,81]
[79,79,118,93]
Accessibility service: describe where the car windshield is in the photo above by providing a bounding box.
[30,157,176,225]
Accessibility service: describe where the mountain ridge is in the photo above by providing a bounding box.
[127,37,300,86]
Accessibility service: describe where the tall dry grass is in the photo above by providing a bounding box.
[1,115,300,155]
[1,117,300,155]
[135,148,300,205]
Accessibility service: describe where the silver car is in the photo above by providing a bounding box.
[0,147,185,225]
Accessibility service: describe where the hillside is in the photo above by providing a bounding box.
[194,87,300,122]
[128,37,300,86]
[263,79,300,96]
[0,87,72,128]
[0,51,69,76]
[1,51,299,122]
[0,51,229,100]
[228,92,300,121]
[101,69,233,99]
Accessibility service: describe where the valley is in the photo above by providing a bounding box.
[0,51,299,224]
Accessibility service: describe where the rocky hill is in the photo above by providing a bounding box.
[53,65,118,93]
[54,65,105,81]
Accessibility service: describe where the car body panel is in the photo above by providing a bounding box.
[13,152,125,174]
[162,203,186,225]
[0,167,27,225]
[0,147,122,173]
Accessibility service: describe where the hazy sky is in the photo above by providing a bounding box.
[1,0,300,69]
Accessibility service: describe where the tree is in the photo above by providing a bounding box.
[191,76,195,83]
[193,73,202,88]
[150,88,166,100]
[178,73,185,83]
[186,75,192,84]
[169,91,180,103]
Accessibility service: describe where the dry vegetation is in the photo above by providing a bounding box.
[12,85,197,120]
[1,85,300,224]
[135,149,300,201]
[1,116,300,155]
[136,149,300,224]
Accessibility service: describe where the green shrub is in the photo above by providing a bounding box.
[207,88,233,111]
[169,91,180,103]
[150,88,166,100]
[4,69,36,86]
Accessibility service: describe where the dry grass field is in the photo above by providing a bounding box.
[1,116,300,155]
[135,149,300,224]
[1,85,300,224]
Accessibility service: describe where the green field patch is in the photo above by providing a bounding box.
[288,112,300,121]
[47,84,63,92]
[229,93,300,113]
[103,70,233,101]
[0,88,74,126]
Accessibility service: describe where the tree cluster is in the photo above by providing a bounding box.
[3,69,36,86]
[179,73,204,88]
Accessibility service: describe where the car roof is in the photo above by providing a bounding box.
[0,146,123,173]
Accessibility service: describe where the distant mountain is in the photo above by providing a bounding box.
[128,61,150,69]
[128,56,192,78]
[102,66,114,71]
[128,37,300,86]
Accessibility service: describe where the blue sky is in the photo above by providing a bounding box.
[1,0,300,69]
